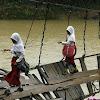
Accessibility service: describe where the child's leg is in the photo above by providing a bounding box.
[72,63,78,73]
[62,61,69,75]
[65,62,69,72]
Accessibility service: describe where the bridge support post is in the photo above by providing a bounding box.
[79,56,93,95]
[97,56,100,90]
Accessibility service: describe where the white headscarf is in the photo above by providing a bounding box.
[11,33,24,54]
[66,26,75,42]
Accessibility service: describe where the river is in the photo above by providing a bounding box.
[0,19,100,99]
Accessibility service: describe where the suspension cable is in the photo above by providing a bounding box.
[83,11,88,56]
[61,10,72,61]
[98,12,100,39]
[30,0,100,13]
[24,2,38,49]
[38,4,49,66]
[67,10,72,26]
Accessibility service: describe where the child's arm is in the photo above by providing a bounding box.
[58,41,70,45]
[16,52,24,63]
[14,52,24,65]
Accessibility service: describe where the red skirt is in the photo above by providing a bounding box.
[65,56,75,64]
[4,57,21,86]
[65,45,76,64]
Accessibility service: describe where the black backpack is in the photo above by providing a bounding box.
[17,60,29,76]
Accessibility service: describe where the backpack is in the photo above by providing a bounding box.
[17,60,29,76]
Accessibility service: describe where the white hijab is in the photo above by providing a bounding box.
[66,26,75,42]
[11,33,24,54]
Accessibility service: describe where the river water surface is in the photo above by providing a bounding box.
[0,19,100,99]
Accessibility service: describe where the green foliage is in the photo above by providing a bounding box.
[0,0,100,19]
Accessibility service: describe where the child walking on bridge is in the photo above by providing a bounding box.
[4,33,24,93]
[58,26,78,74]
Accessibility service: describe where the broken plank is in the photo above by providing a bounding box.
[48,69,100,84]
[3,75,100,100]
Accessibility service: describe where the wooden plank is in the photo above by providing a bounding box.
[28,73,54,99]
[38,61,68,83]
[53,63,63,76]
[0,89,6,95]
[37,66,48,81]
[31,94,44,100]
[0,76,5,81]
[20,74,44,100]
[39,61,84,99]
[68,87,80,99]
[97,56,100,89]
[79,57,93,94]
[42,92,53,99]
[43,64,58,78]
[54,85,84,100]
[20,96,32,100]
[48,69,100,84]
[40,62,68,82]
[0,72,6,75]
[57,61,66,75]
[49,98,63,100]
[2,74,100,100]
[74,85,84,98]
[0,68,8,73]
[27,74,41,84]
[0,78,39,88]
[56,89,73,100]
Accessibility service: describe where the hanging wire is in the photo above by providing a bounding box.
[83,11,88,56]
[61,10,72,61]
[67,10,72,26]
[98,12,100,39]
[30,0,100,13]
[24,2,38,49]
[38,3,49,66]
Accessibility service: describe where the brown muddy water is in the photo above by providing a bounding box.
[0,19,100,99]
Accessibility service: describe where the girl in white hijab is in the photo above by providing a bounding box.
[10,32,25,63]
[61,26,75,46]
[58,26,78,74]
[4,33,24,92]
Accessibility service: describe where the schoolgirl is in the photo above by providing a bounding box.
[58,26,78,74]
[4,33,24,92]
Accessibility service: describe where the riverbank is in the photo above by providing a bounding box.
[0,2,99,20]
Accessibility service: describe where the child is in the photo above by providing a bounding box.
[4,33,24,92]
[58,26,78,74]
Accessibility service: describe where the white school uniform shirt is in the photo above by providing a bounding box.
[62,26,75,46]
[10,33,25,62]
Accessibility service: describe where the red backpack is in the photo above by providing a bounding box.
[62,45,76,57]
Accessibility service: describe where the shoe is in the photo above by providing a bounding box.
[74,70,79,73]
[25,69,29,76]
[62,71,67,75]
[71,70,78,74]
[62,68,69,75]
[17,87,23,92]
[4,89,11,96]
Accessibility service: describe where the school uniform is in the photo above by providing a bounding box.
[62,26,78,73]
[4,33,24,86]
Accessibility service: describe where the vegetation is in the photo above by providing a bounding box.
[0,0,100,19]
